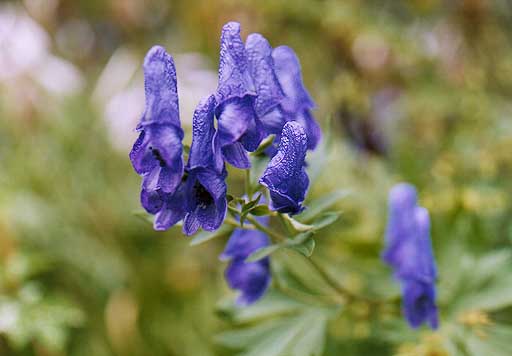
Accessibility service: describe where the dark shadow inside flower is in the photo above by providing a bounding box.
[183,168,227,235]
[402,279,438,330]
[130,123,184,194]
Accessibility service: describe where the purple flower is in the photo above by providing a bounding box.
[220,227,271,306]
[271,46,321,152]
[214,22,262,169]
[382,183,439,329]
[130,46,184,196]
[146,95,227,234]
[260,121,309,215]
[245,33,285,136]
[182,95,227,235]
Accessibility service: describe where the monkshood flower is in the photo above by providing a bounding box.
[220,217,271,305]
[245,33,285,136]
[130,46,184,197]
[148,95,227,234]
[214,22,261,169]
[382,183,439,329]
[260,121,309,215]
[272,46,321,152]
[182,95,227,235]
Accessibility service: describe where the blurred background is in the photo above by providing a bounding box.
[1,0,512,355]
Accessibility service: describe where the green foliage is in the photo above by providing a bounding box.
[2,0,512,355]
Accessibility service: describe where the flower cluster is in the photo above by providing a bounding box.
[129,22,319,305]
[130,22,319,234]
[382,183,439,329]
[130,23,441,329]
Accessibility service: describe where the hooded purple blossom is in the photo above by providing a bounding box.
[245,33,285,136]
[130,46,184,218]
[382,183,439,329]
[214,22,262,169]
[260,121,309,215]
[271,46,321,152]
[220,218,271,305]
[146,95,227,234]
[182,95,227,235]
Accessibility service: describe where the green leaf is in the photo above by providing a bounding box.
[214,319,290,349]
[312,212,341,230]
[282,214,314,232]
[248,205,270,216]
[251,135,275,156]
[189,225,234,246]
[242,194,262,213]
[298,190,350,223]
[245,245,280,263]
[289,238,316,257]
[217,300,329,356]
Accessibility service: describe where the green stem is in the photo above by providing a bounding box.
[244,169,252,200]
[302,255,383,306]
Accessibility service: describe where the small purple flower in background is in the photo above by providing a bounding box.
[272,46,321,152]
[183,95,227,235]
[220,220,271,305]
[214,22,261,169]
[129,46,184,198]
[382,183,439,329]
[260,121,309,215]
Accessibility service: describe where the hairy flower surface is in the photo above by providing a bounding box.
[129,46,184,196]
[383,183,439,329]
[260,121,309,214]
[220,218,271,305]
[245,33,285,135]
[214,22,261,169]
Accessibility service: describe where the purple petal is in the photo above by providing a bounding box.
[182,168,227,235]
[154,185,187,231]
[259,107,286,136]
[188,95,223,172]
[294,110,322,150]
[139,46,181,127]
[382,183,439,330]
[129,130,155,175]
[216,96,257,146]
[245,33,284,118]
[140,188,163,214]
[401,279,438,329]
[259,121,309,215]
[225,257,271,306]
[222,142,251,169]
[216,22,255,104]
[239,115,264,152]
[221,229,270,260]
[272,46,315,112]
[183,213,200,236]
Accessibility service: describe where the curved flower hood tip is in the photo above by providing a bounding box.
[215,22,262,169]
[260,121,309,215]
[382,183,439,330]
[245,33,285,135]
[130,46,184,196]
[272,46,321,151]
